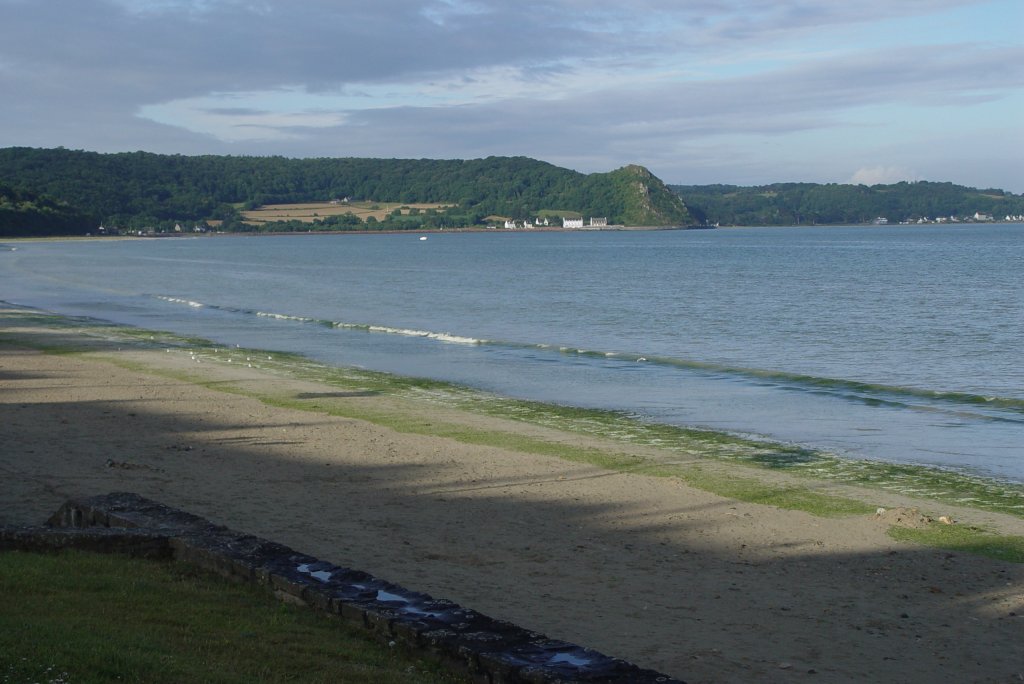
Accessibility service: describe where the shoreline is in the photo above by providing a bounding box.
[0,224,704,243]
[2,308,1023,682]
[3,304,1022,517]
[6,221,1021,244]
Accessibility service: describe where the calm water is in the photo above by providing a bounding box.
[3,225,1022,480]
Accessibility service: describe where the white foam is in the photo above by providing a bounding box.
[156,295,203,308]
[256,311,313,323]
[365,325,481,345]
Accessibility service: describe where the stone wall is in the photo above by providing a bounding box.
[1,492,683,684]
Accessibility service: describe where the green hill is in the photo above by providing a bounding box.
[580,165,693,227]
[0,148,693,235]
[670,181,1024,226]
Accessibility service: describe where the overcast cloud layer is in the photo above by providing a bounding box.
[1,0,1021,190]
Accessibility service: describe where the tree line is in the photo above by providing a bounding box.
[5,147,1019,237]
[670,182,1024,226]
[0,182,93,236]
[0,148,691,236]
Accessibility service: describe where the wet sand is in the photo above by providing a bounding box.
[1,319,1022,683]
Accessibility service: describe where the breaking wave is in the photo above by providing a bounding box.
[153,294,484,346]
[154,295,204,308]
[151,293,1024,420]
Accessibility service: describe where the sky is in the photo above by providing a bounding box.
[1,0,1022,191]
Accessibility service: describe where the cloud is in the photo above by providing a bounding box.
[0,0,1021,191]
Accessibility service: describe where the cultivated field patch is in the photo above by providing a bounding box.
[242,201,454,225]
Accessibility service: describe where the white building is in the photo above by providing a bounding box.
[563,217,584,228]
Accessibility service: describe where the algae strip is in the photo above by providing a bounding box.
[887,526,1024,564]
[3,307,1024,561]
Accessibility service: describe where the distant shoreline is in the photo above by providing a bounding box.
[2,224,708,242]
[7,219,1020,243]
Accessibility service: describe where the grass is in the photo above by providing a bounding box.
[0,550,465,684]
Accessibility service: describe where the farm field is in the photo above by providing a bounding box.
[241,201,454,225]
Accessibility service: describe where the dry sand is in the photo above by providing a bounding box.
[1,324,1023,683]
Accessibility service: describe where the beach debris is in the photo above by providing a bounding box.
[874,508,956,527]
[104,459,163,472]
[873,507,934,529]
[105,458,135,469]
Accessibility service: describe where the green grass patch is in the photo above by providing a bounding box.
[887,526,1024,564]
[0,550,464,684]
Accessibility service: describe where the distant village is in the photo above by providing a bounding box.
[96,223,209,236]
[874,212,1024,225]
[94,210,1023,237]
[95,215,617,236]
[491,216,611,230]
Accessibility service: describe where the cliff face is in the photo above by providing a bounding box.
[590,165,694,226]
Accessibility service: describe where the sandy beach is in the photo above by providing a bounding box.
[1,315,1022,683]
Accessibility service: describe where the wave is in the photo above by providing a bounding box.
[152,294,485,346]
[150,293,1024,419]
[343,323,483,346]
[550,347,1024,418]
[154,295,204,308]
[253,312,483,345]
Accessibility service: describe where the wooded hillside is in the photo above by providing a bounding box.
[671,182,1024,226]
[0,182,93,237]
[0,148,692,235]
[4,147,1019,236]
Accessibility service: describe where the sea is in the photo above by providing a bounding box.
[2,224,1022,482]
